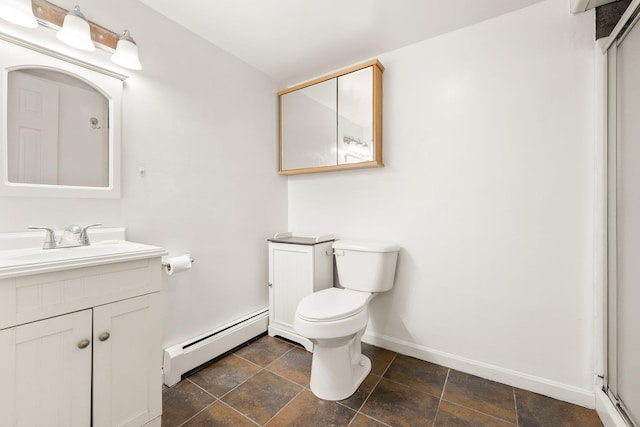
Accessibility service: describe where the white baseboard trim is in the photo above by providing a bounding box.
[163,308,268,386]
[596,388,631,427]
[143,417,161,427]
[362,331,596,409]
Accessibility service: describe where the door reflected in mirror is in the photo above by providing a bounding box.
[7,68,109,187]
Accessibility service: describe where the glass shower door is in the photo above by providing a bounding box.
[607,9,640,426]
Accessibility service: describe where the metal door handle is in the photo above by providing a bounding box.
[77,339,90,349]
[98,332,110,342]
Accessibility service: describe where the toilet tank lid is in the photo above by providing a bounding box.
[333,240,400,253]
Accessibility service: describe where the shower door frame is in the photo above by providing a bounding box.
[602,2,640,425]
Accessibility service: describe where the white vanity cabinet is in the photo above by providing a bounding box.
[0,254,164,427]
[268,233,334,351]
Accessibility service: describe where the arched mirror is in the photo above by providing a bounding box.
[7,68,109,187]
[0,37,123,198]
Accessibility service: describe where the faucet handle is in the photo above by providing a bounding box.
[80,223,102,245]
[28,226,58,249]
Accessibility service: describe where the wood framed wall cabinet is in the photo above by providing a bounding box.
[278,59,384,175]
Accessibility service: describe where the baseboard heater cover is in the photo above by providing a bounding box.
[163,307,269,386]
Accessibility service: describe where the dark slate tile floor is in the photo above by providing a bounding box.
[161,335,603,427]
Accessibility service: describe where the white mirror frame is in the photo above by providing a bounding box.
[0,37,122,198]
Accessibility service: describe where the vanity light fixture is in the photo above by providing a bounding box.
[1,0,142,71]
[56,5,95,51]
[0,0,38,28]
[111,30,141,70]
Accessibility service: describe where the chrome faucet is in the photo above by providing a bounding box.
[27,226,58,249]
[28,223,102,249]
[78,223,101,246]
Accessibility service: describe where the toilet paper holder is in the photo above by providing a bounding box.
[161,256,195,268]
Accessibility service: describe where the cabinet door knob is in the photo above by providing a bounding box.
[98,332,110,342]
[77,339,90,349]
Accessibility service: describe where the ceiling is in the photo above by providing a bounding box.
[139,0,546,86]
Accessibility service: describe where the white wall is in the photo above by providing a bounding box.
[0,0,286,348]
[288,0,596,404]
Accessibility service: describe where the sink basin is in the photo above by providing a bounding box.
[0,240,166,278]
[5,241,146,263]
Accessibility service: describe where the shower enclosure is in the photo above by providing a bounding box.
[604,3,640,425]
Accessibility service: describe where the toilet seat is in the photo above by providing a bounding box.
[297,288,371,322]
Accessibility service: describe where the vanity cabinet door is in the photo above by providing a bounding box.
[92,293,162,427]
[0,310,92,427]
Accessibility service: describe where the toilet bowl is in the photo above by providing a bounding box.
[294,240,399,401]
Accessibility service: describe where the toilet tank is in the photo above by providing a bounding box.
[333,240,400,292]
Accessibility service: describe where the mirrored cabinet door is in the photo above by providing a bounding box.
[281,78,337,170]
[278,59,383,175]
[338,67,373,165]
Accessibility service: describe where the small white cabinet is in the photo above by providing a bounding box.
[268,233,334,350]
[0,251,164,427]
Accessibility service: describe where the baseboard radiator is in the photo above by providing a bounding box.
[163,307,269,386]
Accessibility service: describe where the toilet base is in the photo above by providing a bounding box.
[308,332,371,401]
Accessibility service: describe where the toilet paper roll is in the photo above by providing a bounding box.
[163,254,192,275]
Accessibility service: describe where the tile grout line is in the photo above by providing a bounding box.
[350,352,398,425]
[432,368,451,427]
[438,398,519,426]
[358,352,398,413]
[191,343,302,426]
[259,342,300,373]
[233,338,296,366]
[216,399,262,426]
[346,374,383,413]
[264,362,310,389]
[200,339,304,426]
[435,370,519,426]
[379,352,398,377]
[262,387,306,426]
[217,367,267,401]
[251,351,314,424]
[260,344,315,390]
[353,412,394,427]
[173,341,336,425]
[173,380,219,427]
[232,352,270,368]
[513,388,519,427]
[222,346,302,400]
[185,377,218,399]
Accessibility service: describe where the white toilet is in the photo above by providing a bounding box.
[293,240,399,401]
